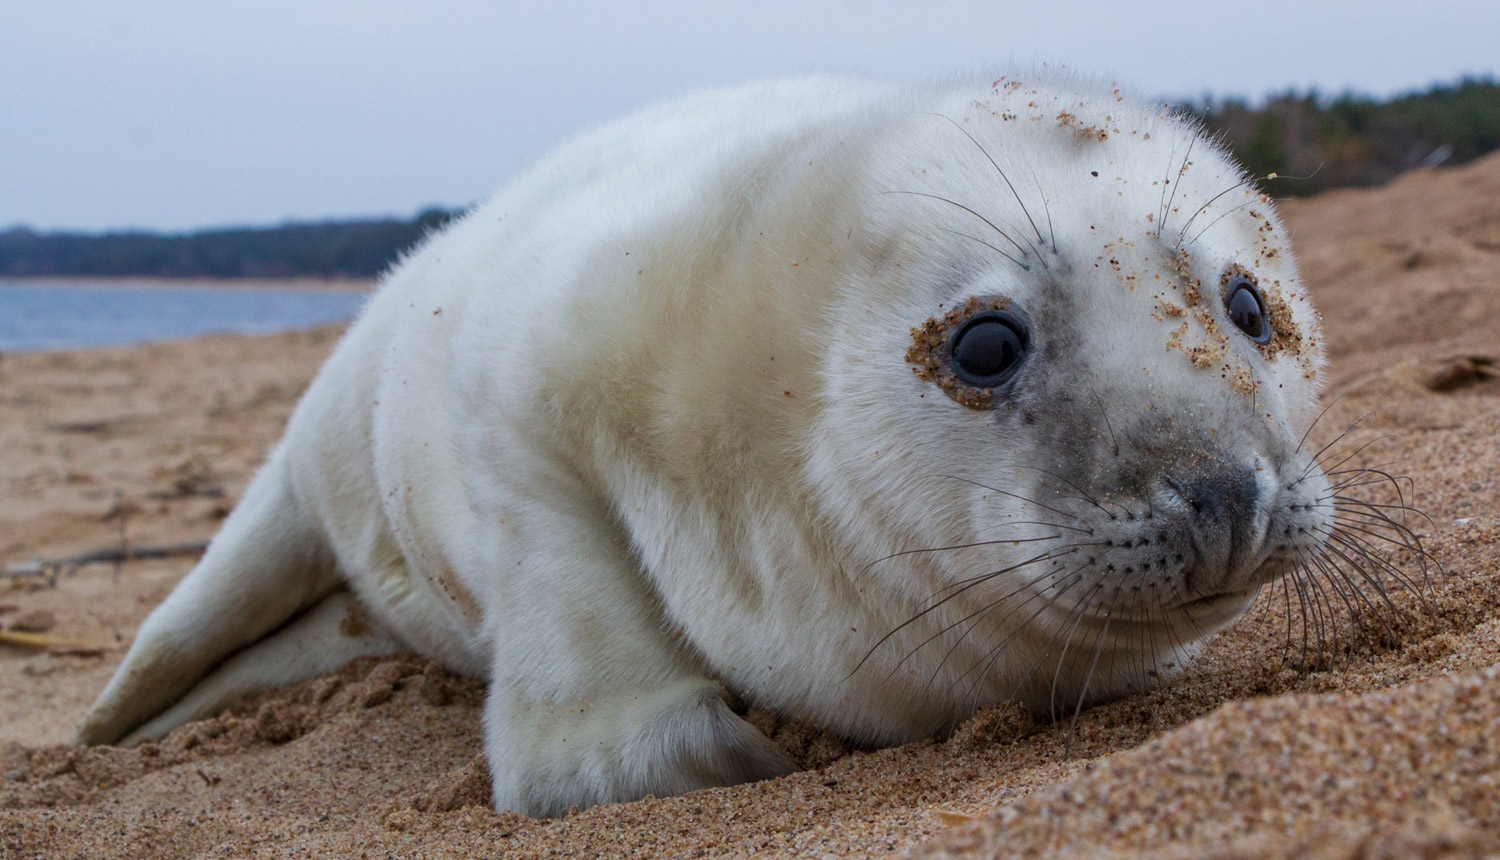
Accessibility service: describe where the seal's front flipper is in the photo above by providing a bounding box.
[489,678,794,817]
[474,461,795,816]
[77,449,343,746]
[120,590,404,745]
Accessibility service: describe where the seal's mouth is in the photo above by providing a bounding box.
[1176,589,1255,617]
[1105,589,1255,627]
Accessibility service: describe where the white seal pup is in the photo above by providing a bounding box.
[79,74,1335,816]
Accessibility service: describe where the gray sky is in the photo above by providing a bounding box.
[4,0,1497,233]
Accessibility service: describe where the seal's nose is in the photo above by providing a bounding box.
[1163,463,1263,595]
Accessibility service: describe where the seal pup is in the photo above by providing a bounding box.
[80,74,1349,816]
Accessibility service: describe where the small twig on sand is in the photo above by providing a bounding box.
[931,809,981,827]
[111,488,129,579]
[4,541,210,578]
[0,629,107,654]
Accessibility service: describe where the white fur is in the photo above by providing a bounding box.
[79,74,1327,816]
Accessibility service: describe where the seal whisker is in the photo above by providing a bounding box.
[1029,169,1058,254]
[1326,519,1434,581]
[1308,549,1374,663]
[1160,135,1196,236]
[1324,474,1414,494]
[1326,470,1419,506]
[926,113,1046,249]
[1133,569,1175,688]
[936,474,1083,523]
[1290,569,1325,670]
[1322,528,1428,604]
[1305,427,1393,482]
[915,598,1035,695]
[1328,503,1438,572]
[1183,198,1259,250]
[1304,548,1400,648]
[1012,465,1118,519]
[1303,555,1349,666]
[1330,505,1433,554]
[1318,531,1408,605]
[923,563,1096,711]
[1152,585,1190,677]
[1157,137,1178,233]
[1328,528,1434,595]
[914,565,1090,696]
[1328,561,1394,631]
[1327,465,1422,512]
[1130,594,1160,692]
[1017,572,1128,731]
[1302,411,1374,465]
[1161,581,1213,646]
[1295,413,1375,482]
[936,228,1037,270]
[1282,563,1324,667]
[1046,579,1111,722]
[1089,388,1121,459]
[880,190,1030,268]
[1281,509,1425,664]
[1329,499,1433,532]
[1300,551,1373,647]
[1314,492,1416,517]
[1308,523,1405,607]
[1328,524,1430,582]
[1065,605,1117,751]
[848,549,1080,679]
[1267,569,1304,672]
[1295,394,1345,457]
[858,531,1069,578]
[954,566,1096,705]
[1071,575,1134,718]
[1174,176,1260,250]
[1251,571,1279,626]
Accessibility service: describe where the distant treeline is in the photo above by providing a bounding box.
[0,207,461,280]
[1188,76,1500,196]
[3,78,1498,280]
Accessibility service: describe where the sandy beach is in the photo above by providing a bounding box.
[2,153,1499,858]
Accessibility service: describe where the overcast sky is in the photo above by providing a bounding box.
[4,1,1497,233]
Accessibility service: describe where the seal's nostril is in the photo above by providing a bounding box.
[1160,463,1264,593]
[1167,467,1259,522]
[1228,467,1259,514]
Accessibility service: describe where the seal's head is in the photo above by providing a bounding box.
[808,78,1332,719]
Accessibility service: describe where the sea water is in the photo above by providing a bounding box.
[0,283,368,352]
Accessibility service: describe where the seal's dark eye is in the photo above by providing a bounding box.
[1225,279,1272,344]
[950,312,1027,386]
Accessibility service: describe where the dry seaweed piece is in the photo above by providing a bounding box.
[1424,356,1498,392]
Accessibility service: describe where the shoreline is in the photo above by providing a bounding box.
[0,275,374,293]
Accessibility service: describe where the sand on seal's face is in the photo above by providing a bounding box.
[3,153,1500,858]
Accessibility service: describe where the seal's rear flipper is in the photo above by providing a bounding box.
[120,591,404,745]
[77,449,347,746]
